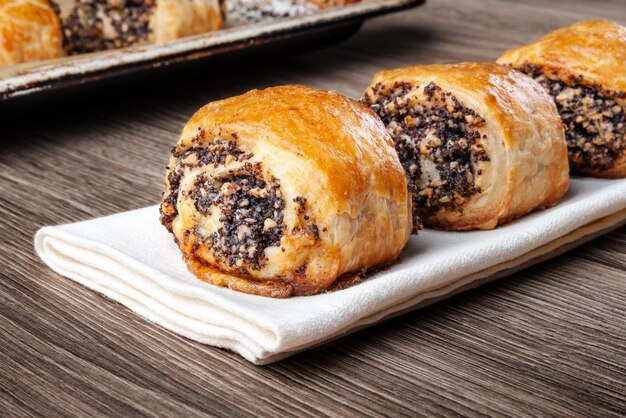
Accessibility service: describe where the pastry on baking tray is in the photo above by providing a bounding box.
[160,85,413,297]
[497,20,626,178]
[362,62,570,231]
[0,0,64,65]
[56,0,224,54]
[226,0,359,25]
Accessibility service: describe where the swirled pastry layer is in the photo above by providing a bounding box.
[362,62,570,231]
[160,85,413,297]
[497,20,626,178]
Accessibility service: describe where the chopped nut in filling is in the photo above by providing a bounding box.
[161,138,285,273]
[160,139,252,231]
[62,0,156,54]
[517,63,626,172]
[363,81,488,227]
[193,162,285,271]
[161,137,293,272]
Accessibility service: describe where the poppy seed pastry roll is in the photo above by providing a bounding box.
[56,0,223,54]
[160,85,413,298]
[497,20,626,178]
[0,0,64,65]
[362,62,569,231]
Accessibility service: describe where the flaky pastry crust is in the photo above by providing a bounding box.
[160,85,412,297]
[498,20,626,178]
[0,0,63,65]
[363,62,570,231]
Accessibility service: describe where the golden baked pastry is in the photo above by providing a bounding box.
[160,85,413,297]
[362,62,569,231]
[57,0,223,54]
[0,0,64,65]
[497,20,626,178]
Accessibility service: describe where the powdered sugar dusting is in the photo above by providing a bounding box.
[226,0,320,25]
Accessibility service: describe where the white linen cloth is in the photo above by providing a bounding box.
[35,178,626,364]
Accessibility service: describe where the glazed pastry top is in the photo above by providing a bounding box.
[497,20,626,95]
[362,62,569,230]
[367,62,563,150]
[0,0,64,65]
[162,85,413,296]
[176,85,409,217]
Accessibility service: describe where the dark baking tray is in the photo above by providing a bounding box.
[0,0,424,103]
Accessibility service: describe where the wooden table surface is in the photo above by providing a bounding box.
[2,0,625,416]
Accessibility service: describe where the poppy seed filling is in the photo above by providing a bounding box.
[363,81,488,226]
[193,162,285,271]
[517,63,625,171]
[160,139,252,232]
[160,139,285,271]
[62,0,156,54]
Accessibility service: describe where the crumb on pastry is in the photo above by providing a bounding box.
[515,63,625,173]
[363,81,488,228]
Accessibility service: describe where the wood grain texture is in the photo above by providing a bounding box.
[1,0,625,416]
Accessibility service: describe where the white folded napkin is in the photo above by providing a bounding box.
[35,177,626,364]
